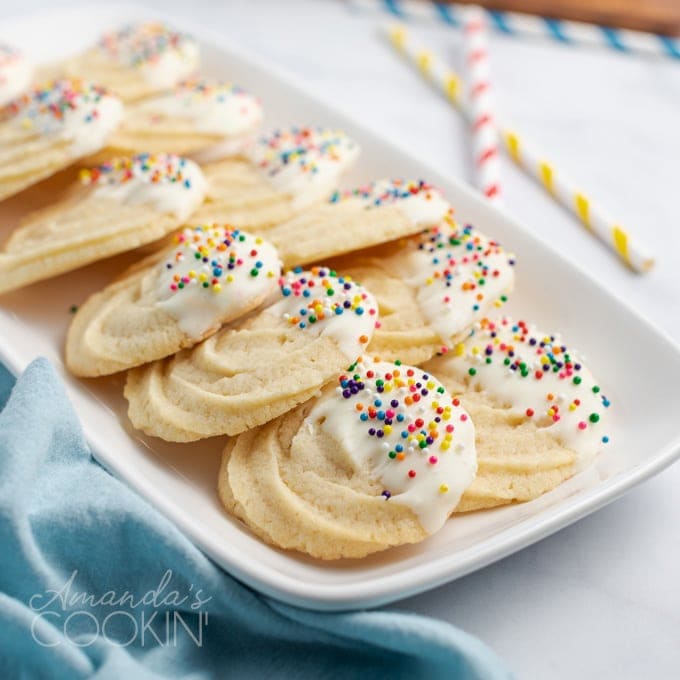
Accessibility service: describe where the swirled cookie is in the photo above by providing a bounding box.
[191,126,360,230]
[62,23,199,102]
[327,217,516,365]
[424,317,612,512]
[124,267,379,441]
[264,179,452,267]
[0,153,207,294]
[65,225,280,376]
[218,357,477,559]
[0,79,122,201]
[94,78,262,162]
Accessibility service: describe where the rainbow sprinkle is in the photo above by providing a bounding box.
[279,266,378,335]
[79,153,194,188]
[417,217,515,328]
[2,79,109,132]
[329,179,443,207]
[456,317,611,440]
[252,126,357,179]
[162,225,277,295]
[98,22,195,68]
[338,358,469,495]
[174,78,255,104]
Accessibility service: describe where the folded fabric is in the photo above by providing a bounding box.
[0,358,512,680]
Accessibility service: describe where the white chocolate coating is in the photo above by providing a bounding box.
[267,267,378,361]
[154,226,281,338]
[307,359,477,533]
[84,153,207,221]
[389,219,515,345]
[6,80,122,156]
[249,126,360,209]
[137,79,261,138]
[443,317,611,468]
[330,179,451,226]
[98,23,198,88]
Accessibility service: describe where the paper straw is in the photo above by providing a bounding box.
[349,0,680,60]
[461,5,501,202]
[387,24,655,273]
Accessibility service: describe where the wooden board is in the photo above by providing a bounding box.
[450,0,680,35]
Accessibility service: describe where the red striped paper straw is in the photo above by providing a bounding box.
[461,5,501,203]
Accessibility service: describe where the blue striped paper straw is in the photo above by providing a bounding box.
[348,0,680,59]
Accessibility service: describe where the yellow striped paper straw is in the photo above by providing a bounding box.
[387,23,655,273]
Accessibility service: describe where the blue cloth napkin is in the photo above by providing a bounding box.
[0,358,511,680]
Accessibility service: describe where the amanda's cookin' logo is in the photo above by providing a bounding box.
[29,570,211,648]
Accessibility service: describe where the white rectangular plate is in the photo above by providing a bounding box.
[2,4,680,612]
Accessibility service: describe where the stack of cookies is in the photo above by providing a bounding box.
[0,22,612,560]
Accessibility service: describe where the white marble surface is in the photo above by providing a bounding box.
[2,0,679,676]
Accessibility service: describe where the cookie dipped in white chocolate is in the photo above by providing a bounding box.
[0,153,205,296]
[154,225,281,339]
[305,358,477,533]
[4,80,123,156]
[80,153,207,221]
[65,226,282,377]
[98,22,198,90]
[249,126,360,209]
[123,266,380,442]
[0,44,33,106]
[137,79,261,138]
[431,317,611,469]
[322,216,516,366]
[391,218,515,346]
[261,178,453,269]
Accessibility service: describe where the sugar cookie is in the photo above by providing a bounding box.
[125,267,378,441]
[62,22,199,102]
[423,317,612,512]
[191,126,360,230]
[0,44,33,106]
[328,218,516,365]
[218,358,477,559]
[0,153,207,294]
[0,79,123,201]
[96,78,262,161]
[265,179,452,267]
[65,225,280,377]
